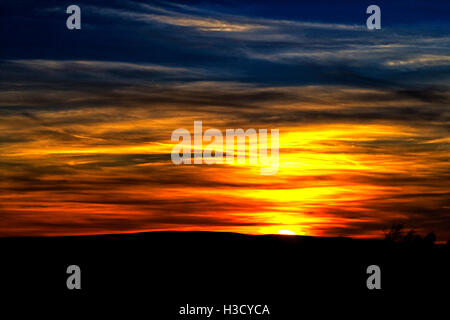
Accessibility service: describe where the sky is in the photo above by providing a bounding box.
[0,0,449,239]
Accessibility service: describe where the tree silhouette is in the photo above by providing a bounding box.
[384,224,405,242]
[384,224,437,246]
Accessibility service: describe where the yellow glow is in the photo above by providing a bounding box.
[1,100,448,239]
[278,230,296,235]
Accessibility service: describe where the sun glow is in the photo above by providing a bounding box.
[278,230,297,236]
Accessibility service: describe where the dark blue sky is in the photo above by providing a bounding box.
[0,0,447,112]
[0,1,449,97]
[1,1,449,66]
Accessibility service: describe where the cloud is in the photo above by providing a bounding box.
[0,1,449,239]
[385,54,450,68]
[87,2,361,33]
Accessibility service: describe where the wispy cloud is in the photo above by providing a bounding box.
[385,54,450,68]
[0,0,449,239]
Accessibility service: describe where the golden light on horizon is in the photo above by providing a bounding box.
[1,83,448,239]
[278,230,297,236]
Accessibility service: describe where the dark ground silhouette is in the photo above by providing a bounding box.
[1,231,448,317]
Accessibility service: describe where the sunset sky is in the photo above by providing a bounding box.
[0,0,449,239]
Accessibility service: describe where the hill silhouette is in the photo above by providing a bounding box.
[2,231,448,317]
